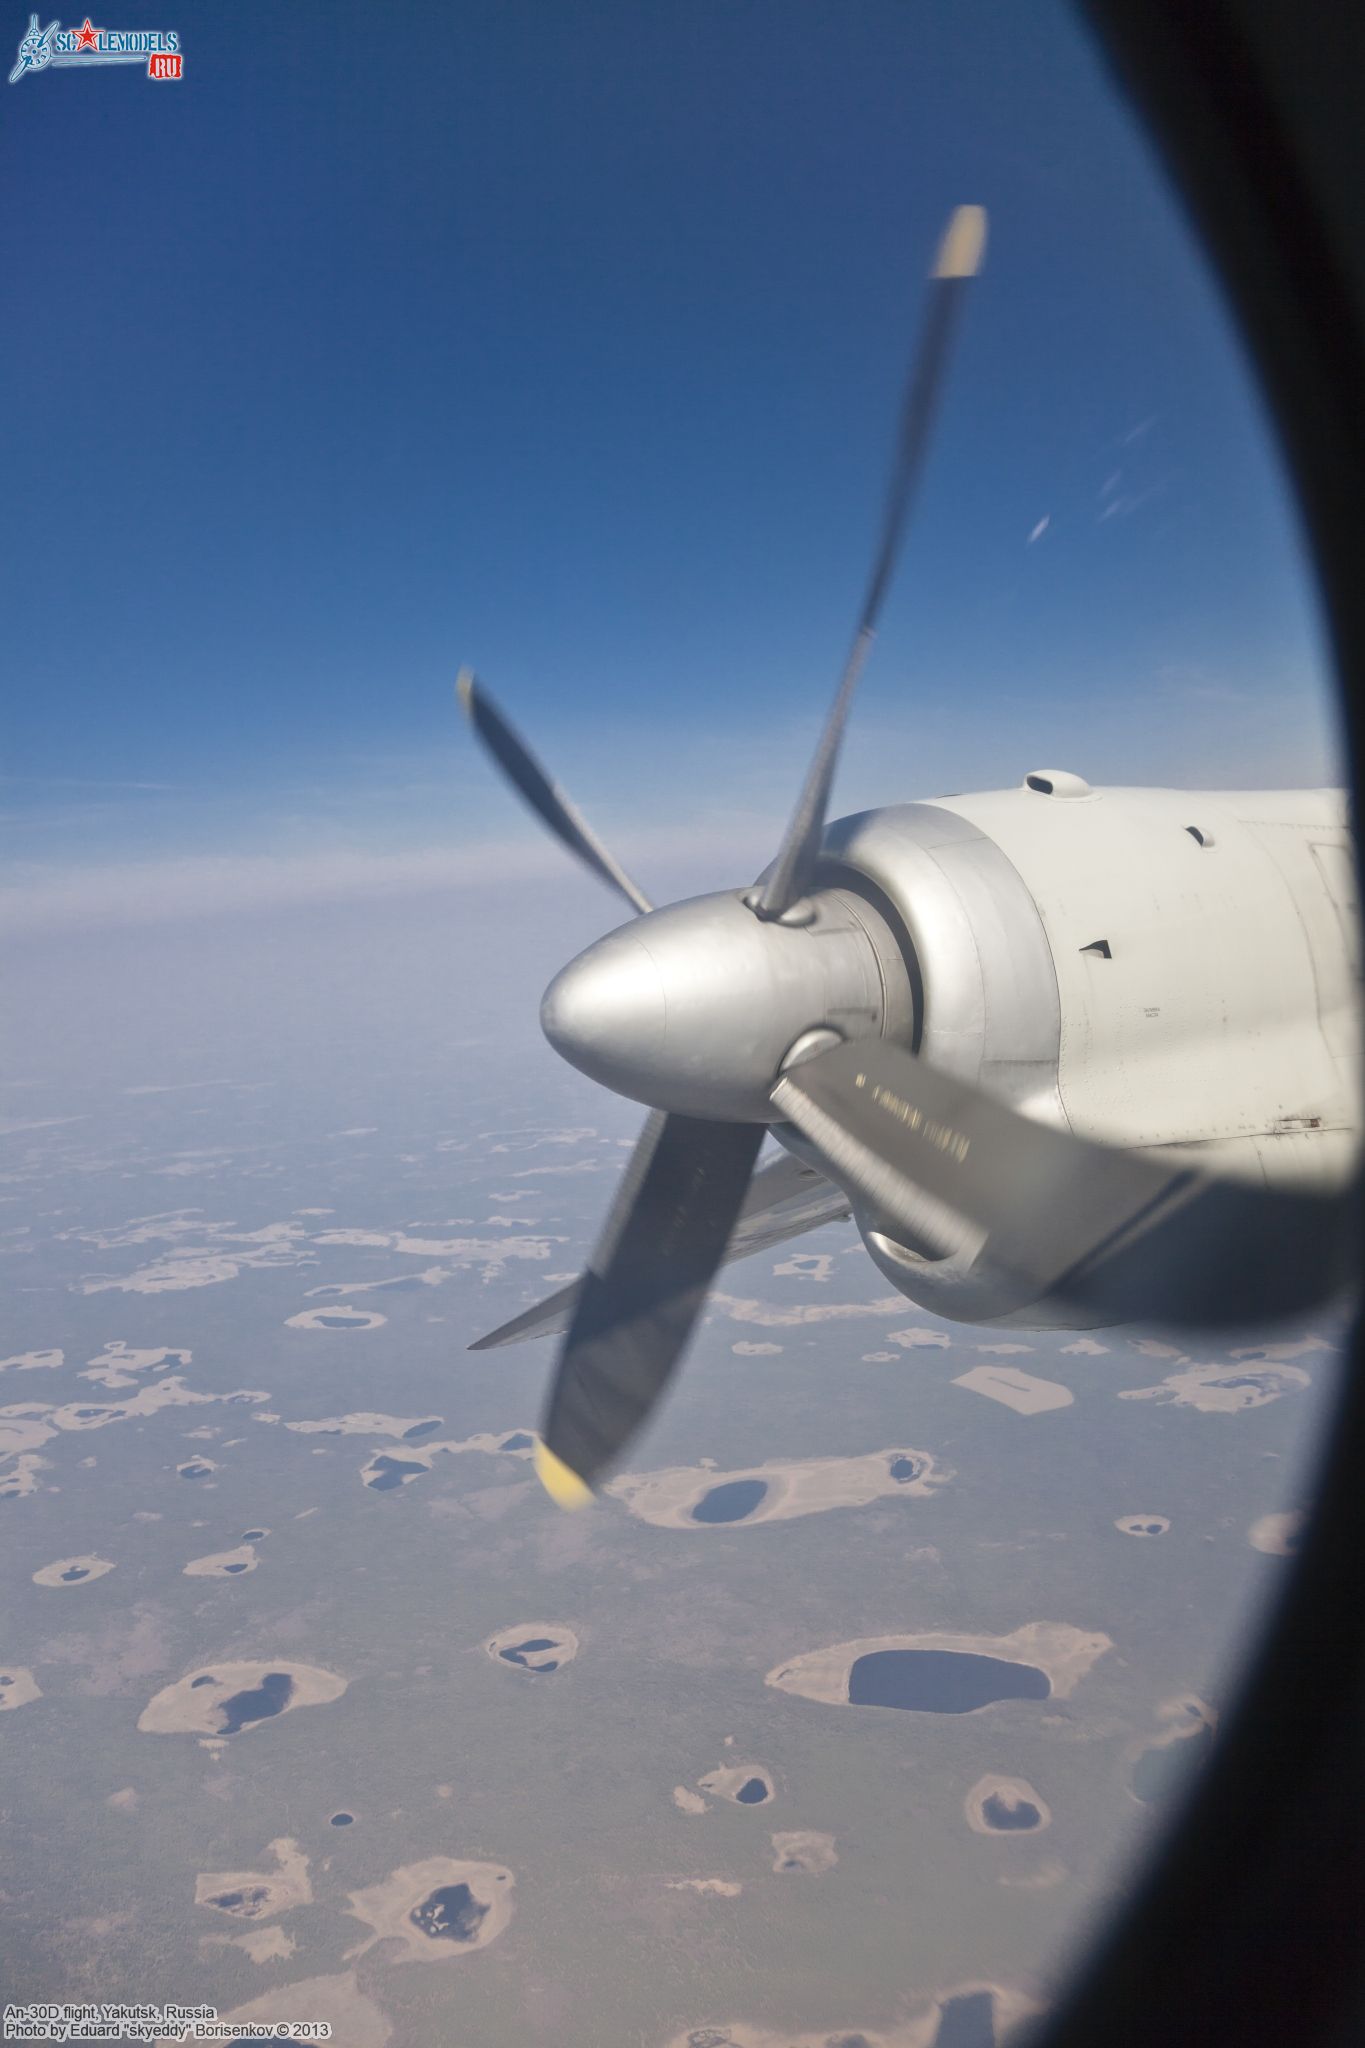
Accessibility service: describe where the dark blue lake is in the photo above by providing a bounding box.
[981,1793,1041,1831]
[692,1479,767,1525]
[366,1455,426,1492]
[217,1671,294,1736]
[500,1637,558,1672]
[934,1989,998,2048]
[847,1650,1049,1714]
[411,1882,487,1943]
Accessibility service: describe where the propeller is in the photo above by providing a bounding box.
[458,205,988,1499]
[771,1038,1357,1326]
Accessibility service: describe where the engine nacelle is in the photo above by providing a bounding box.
[799,780,1358,1326]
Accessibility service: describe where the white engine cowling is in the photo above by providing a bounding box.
[800,780,1358,1326]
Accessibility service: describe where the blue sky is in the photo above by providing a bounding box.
[0,0,1342,927]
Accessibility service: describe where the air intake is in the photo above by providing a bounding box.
[1024,769,1093,798]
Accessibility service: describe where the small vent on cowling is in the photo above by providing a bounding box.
[1186,825,1215,847]
[1080,939,1112,958]
[1024,769,1093,799]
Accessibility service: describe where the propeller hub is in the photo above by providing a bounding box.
[541,886,914,1122]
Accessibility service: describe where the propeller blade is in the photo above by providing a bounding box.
[754,205,987,921]
[771,1037,1356,1326]
[457,668,653,915]
[534,1111,765,1505]
[468,1275,582,1353]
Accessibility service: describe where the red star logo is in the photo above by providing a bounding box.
[74,18,98,51]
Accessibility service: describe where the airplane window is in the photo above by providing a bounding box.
[0,3,1355,2047]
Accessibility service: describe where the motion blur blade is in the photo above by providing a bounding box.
[456,668,653,915]
[467,1149,851,1350]
[754,205,987,921]
[772,1037,1356,1325]
[535,1111,765,1501]
[468,1276,582,1353]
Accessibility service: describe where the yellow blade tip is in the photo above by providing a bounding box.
[455,666,476,712]
[534,1440,594,1511]
[934,205,988,279]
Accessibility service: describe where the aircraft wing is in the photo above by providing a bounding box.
[467,1145,851,1351]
